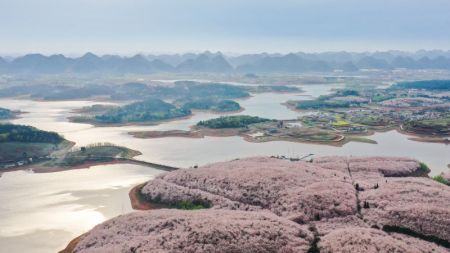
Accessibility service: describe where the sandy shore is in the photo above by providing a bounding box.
[129,182,167,210]
[59,234,86,253]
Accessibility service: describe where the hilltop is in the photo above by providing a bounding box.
[65,156,450,253]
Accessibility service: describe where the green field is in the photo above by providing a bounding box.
[332,117,350,127]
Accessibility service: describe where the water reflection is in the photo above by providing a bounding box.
[0,164,162,252]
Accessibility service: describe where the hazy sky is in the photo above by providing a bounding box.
[1,0,450,55]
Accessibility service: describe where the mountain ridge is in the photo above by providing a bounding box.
[1,50,450,74]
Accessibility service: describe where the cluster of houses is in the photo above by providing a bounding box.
[0,155,51,169]
[386,109,444,122]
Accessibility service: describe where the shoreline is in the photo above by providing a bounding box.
[59,234,86,253]
[128,120,450,146]
[129,182,167,211]
[129,121,450,147]
[407,136,450,144]
[0,158,179,177]
[397,127,450,144]
[129,183,153,210]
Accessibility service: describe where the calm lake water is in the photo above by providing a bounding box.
[0,83,449,252]
[0,164,162,253]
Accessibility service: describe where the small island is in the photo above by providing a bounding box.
[129,115,358,146]
[71,98,246,126]
[196,116,352,144]
[70,98,192,125]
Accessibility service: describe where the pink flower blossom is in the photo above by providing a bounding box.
[75,156,450,252]
[142,157,357,222]
[360,177,450,243]
[74,209,313,253]
[318,227,448,253]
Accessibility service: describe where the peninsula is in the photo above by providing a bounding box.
[0,123,173,174]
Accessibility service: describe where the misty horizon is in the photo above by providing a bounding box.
[2,50,450,74]
[3,46,450,58]
[1,0,450,55]
[2,49,450,59]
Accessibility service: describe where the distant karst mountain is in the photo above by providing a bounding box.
[1,50,450,74]
[116,55,174,74]
[8,53,71,74]
[176,52,233,72]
